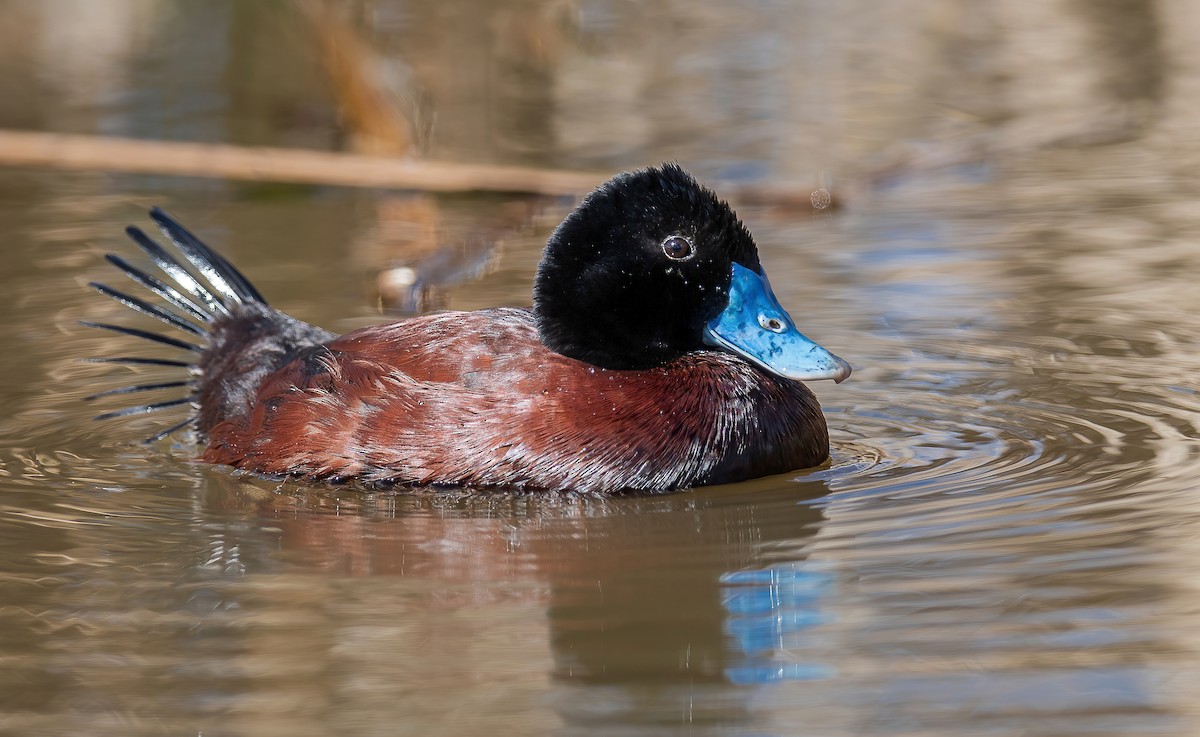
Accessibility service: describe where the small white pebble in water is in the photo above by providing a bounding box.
[810,188,832,210]
[379,266,417,289]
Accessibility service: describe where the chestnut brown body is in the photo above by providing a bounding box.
[86,166,846,493]
[198,308,827,493]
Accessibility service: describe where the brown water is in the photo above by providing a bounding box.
[2,2,1200,736]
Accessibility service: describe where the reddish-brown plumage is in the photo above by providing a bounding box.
[199,308,827,493]
[89,166,847,493]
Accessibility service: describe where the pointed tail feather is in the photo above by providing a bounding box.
[103,253,212,323]
[80,321,201,352]
[143,417,198,445]
[86,208,332,446]
[124,225,231,317]
[83,381,190,402]
[84,356,194,368]
[149,207,267,305]
[84,209,274,443]
[88,282,205,336]
[93,397,196,421]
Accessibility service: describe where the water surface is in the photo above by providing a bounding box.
[2,2,1200,736]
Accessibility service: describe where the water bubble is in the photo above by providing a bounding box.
[810,188,832,210]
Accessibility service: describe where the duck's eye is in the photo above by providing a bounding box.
[759,314,786,333]
[661,235,693,260]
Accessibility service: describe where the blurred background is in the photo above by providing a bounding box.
[2,2,1200,736]
[1,0,1185,179]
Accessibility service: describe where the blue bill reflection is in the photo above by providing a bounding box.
[720,564,834,684]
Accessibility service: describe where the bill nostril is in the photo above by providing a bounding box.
[759,314,785,333]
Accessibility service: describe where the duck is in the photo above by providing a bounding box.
[84,163,851,494]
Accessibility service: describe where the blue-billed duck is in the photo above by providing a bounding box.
[85,163,850,493]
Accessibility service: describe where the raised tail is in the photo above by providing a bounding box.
[85,208,331,443]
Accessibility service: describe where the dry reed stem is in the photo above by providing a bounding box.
[0,128,834,210]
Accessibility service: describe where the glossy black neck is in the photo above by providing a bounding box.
[534,261,722,370]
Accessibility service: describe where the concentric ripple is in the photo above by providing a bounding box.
[803,321,1200,507]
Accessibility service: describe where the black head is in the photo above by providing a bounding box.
[533,164,762,370]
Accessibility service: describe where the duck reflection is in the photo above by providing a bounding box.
[199,474,830,733]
